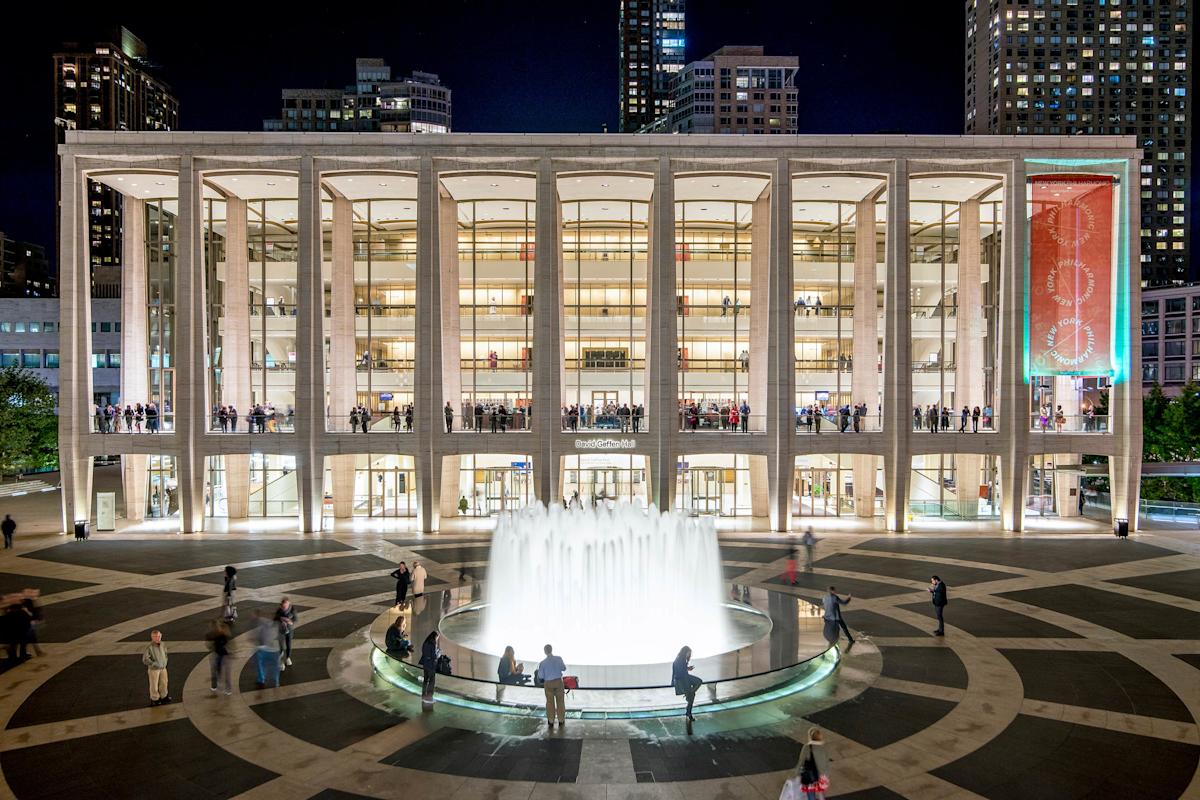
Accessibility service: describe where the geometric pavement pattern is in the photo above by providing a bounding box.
[1,527,1198,799]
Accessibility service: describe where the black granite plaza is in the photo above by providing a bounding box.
[0,530,1197,799]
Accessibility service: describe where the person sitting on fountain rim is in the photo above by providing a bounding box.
[672,645,703,721]
[497,645,529,685]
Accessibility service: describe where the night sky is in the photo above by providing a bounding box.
[0,2,963,262]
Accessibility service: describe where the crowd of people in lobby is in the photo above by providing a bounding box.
[211,403,294,433]
[93,401,167,433]
[680,400,752,432]
[914,404,994,433]
[795,403,877,433]
[561,402,644,432]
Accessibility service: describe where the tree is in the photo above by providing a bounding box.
[0,366,58,480]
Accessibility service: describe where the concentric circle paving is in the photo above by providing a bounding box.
[1,528,1198,798]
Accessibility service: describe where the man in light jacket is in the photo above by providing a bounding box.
[411,562,427,597]
[142,630,171,706]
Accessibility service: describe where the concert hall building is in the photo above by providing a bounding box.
[56,132,1142,533]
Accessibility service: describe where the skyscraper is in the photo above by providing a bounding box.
[263,59,451,133]
[53,26,179,297]
[619,0,686,132]
[965,0,1192,286]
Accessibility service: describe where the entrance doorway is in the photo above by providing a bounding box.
[690,468,726,515]
[795,467,840,516]
[369,468,416,516]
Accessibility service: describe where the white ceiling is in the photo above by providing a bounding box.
[324,173,417,201]
[206,172,298,200]
[910,175,1003,203]
[675,174,769,202]
[440,173,536,202]
[90,172,221,200]
[557,174,654,203]
[792,175,886,205]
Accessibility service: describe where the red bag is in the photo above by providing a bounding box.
[562,675,579,691]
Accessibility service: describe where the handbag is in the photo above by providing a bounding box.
[562,675,579,691]
[778,776,804,800]
[799,750,819,785]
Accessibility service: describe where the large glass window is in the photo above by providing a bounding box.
[910,453,999,519]
[562,454,648,507]
[456,453,534,515]
[675,453,762,516]
[146,199,176,430]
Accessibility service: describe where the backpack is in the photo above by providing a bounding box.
[799,748,819,785]
[436,654,452,675]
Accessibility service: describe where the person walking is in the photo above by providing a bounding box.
[252,610,280,688]
[206,619,233,695]
[538,643,567,727]
[419,630,440,704]
[390,562,411,607]
[1,515,15,549]
[929,575,948,636]
[222,566,238,622]
[274,598,297,671]
[785,545,799,586]
[801,527,816,571]
[671,645,703,721]
[822,586,854,645]
[411,561,427,598]
[792,727,832,799]
[142,630,171,706]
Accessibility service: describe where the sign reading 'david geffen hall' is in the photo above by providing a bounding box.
[575,438,636,450]
[1028,174,1116,376]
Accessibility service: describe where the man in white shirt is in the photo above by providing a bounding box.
[538,644,567,727]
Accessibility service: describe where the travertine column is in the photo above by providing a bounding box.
[648,157,677,511]
[1000,160,1029,531]
[748,188,769,433]
[749,455,769,516]
[414,156,439,531]
[1109,165,1143,530]
[223,197,251,519]
[58,154,94,531]
[175,156,206,533]
[120,197,149,521]
[852,195,881,517]
[533,158,563,505]
[882,160,912,531]
[768,158,793,530]
[954,199,987,518]
[437,189,462,428]
[1051,375,1081,517]
[294,157,325,532]
[329,196,356,517]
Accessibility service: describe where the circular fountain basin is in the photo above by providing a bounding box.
[370,583,840,718]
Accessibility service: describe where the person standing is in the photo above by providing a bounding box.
[929,575,948,636]
[1,515,15,550]
[274,598,297,671]
[142,630,171,706]
[671,645,703,721]
[390,562,411,607]
[444,402,454,433]
[222,566,238,622]
[785,545,799,586]
[740,400,750,433]
[538,643,567,727]
[822,586,854,645]
[411,561,427,598]
[360,405,371,433]
[960,406,970,432]
[793,727,832,799]
[972,405,981,433]
[419,630,440,704]
[206,619,233,695]
[252,610,280,688]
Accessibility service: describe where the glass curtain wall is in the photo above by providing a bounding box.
[247,199,298,417]
[352,454,417,517]
[562,454,648,507]
[204,198,228,426]
[676,198,752,429]
[675,454,754,516]
[792,177,885,431]
[458,198,535,425]
[910,453,1000,518]
[146,199,176,428]
[561,193,648,431]
[456,453,534,515]
[792,454,883,517]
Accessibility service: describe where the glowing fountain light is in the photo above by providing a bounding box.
[481,503,728,665]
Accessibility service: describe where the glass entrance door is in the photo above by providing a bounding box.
[690,469,724,515]
[795,468,838,516]
[369,468,416,516]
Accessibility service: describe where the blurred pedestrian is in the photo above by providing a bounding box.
[793,727,831,799]
[252,610,280,688]
[222,565,238,622]
[206,618,233,695]
[1,515,15,549]
[274,598,297,671]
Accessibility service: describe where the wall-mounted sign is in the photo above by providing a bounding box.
[575,438,636,450]
[1028,174,1116,376]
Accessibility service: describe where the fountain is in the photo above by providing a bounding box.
[479,503,729,665]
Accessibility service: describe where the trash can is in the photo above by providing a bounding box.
[73,521,89,541]
[1114,518,1129,539]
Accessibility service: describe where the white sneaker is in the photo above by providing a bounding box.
[210,687,217,694]
[286,658,292,666]
[280,663,286,672]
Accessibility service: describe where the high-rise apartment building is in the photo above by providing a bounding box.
[641,46,799,134]
[619,0,686,132]
[0,233,54,298]
[53,27,179,297]
[263,59,451,133]
[965,0,1192,286]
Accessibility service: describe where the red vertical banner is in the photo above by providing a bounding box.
[1028,174,1115,375]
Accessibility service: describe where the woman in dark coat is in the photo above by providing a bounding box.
[418,630,440,703]
[671,645,703,721]
[390,562,411,608]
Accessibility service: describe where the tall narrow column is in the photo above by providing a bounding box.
[120,197,149,521]
[1110,164,1143,530]
[414,156,439,531]
[748,187,770,434]
[955,199,986,518]
[175,156,207,533]
[882,160,912,531]
[58,154,94,532]
[648,157,677,511]
[1000,160,1030,531]
[532,158,562,505]
[767,157,793,530]
[294,157,325,532]
[329,196,356,518]
[852,194,881,517]
[436,187,462,518]
[222,197,251,518]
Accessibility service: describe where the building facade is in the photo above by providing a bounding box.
[619,0,687,132]
[965,0,1192,287]
[641,46,799,134]
[0,297,120,404]
[263,60,451,133]
[1139,282,1200,393]
[56,132,1142,534]
[54,27,179,297]
[0,234,55,297]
